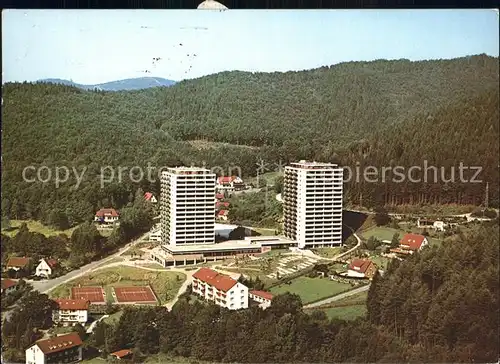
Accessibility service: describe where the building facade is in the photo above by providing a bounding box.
[52,299,90,326]
[283,161,343,249]
[25,332,83,364]
[249,290,273,309]
[192,267,248,310]
[161,167,216,246]
[35,259,58,278]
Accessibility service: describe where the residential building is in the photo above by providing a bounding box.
[144,192,158,203]
[110,349,133,360]
[1,279,19,295]
[390,233,429,255]
[6,257,31,272]
[160,167,216,246]
[52,299,90,326]
[215,193,225,200]
[216,201,230,209]
[94,208,119,224]
[149,228,162,242]
[417,218,446,232]
[216,176,245,192]
[217,210,229,221]
[347,259,377,279]
[283,160,343,249]
[249,290,273,309]
[192,267,248,310]
[35,259,58,278]
[25,332,83,364]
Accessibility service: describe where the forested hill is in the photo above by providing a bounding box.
[2,54,499,225]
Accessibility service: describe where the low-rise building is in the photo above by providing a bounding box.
[217,210,229,221]
[94,208,119,224]
[52,299,90,326]
[35,258,58,278]
[192,267,249,310]
[417,218,446,232]
[346,259,377,279]
[216,176,245,192]
[144,192,158,203]
[390,233,429,255]
[249,290,273,309]
[1,279,19,295]
[6,257,31,272]
[110,349,133,360]
[25,332,83,364]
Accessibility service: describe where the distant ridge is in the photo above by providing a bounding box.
[37,77,176,91]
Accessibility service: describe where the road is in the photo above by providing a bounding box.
[304,283,371,309]
[29,232,149,294]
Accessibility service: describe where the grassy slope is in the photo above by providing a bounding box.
[270,276,352,304]
[2,220,79,237]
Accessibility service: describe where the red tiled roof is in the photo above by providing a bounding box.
[54,299,90,310]
[43,258,58,268]
[35,332,83,355]
[1,279,18,290]
[400,233,427,250]
[144,192,153,201]
[390,248,413,255]
[95,208,119,217]
[216,201,230,208]
[6,257,30,268]
[218,176,234,184]
[250,290,273,301]
[215,193,224,200]
[111,349,133,359]
[218,210,229,216]
[193,267,238,292]
[348,259,374,273]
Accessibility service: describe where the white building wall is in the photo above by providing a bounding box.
[35,260,52,277]
[52,309,88,325]
[161,167,216,247]
[284,161,343,249]
[192,278,248,310]
[25,345,45,364]
[225,282,248,310]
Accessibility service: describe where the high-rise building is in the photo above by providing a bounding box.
[160,167,216,246]
[283,160,343,249]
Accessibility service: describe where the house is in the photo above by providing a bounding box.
[216,201,230,209]
[216,176,245,192]
[94,208,119,224]
[346,259,377,279]
[144,192,157,203]
[217,210,229,221]
[1,279,19,295]
[215,193,224,200]
[52,299,90,326]
[417,218,446,232]
[433,221,445,232]
[249,290,273,309]
[6,257,31,272]
[192,267,249,310]
[390,233,429,255]
[110,349,133,360]
[25,332,83,364]
[35,258,58,278]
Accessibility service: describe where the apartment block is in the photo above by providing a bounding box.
[283,160,343,248]
[52,299,90,326]
[160,167,216,246]
[192,267,249,310]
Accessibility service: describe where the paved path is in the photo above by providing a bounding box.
[304,284,371,309]
[29,232,149,294]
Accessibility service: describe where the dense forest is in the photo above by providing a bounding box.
[4,223,495,363]
[2,55,499,225]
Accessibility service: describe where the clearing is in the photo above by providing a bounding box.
[360,226,442,246]
[307,291,368,321]
[1,220,79,237]
[311,247,342,259]
[48,266,186,305]
[270,276,353,304]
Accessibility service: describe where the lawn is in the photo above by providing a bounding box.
[270,276,352,304]
[1,220,79,237]
[361,226,442,246]
[48,266,186,305]
[369,255,390,270]
[252,227,279,236]
[308,291,368,321]
[312,247,342,259]
[102,310,124,325]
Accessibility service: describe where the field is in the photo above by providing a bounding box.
[270,277,352,304]
[1,219,79,237]
[360,226,442,246]
[308,291,368,321]
[251,227,279,236]
[312,247,342,259]
[369,255,390,270]
[48,266,186,305]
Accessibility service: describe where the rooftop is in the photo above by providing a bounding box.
[288,160,339,169]
[54,298,90,311]
[163,166,213,175]
[34,332,82,355]
[193,267,238,292]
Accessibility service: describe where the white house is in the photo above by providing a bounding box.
[192,267,249,310]
[390,233,429,256]
[1,279,19,295]
[52,299,90,326]
[249,290,273,309]
[35,259,58,278]
[25,332,83,364]
[144,192,157,204]
[433,221,445,232]
[216,176,245,193]
[94,208,119,224]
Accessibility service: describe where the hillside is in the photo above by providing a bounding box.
[38,77,176,91]
[2,55,499,224]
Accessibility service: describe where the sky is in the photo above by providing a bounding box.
[2,9,499,84]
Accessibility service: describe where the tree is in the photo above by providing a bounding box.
[374,207,390,226]
[390,233,400,248]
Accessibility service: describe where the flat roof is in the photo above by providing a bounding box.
[288,160,339,169]
[162,167,213,175]
[215,223,239,230]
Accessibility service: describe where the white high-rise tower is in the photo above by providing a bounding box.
[160,167,216,246]
[283,161,343,249]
